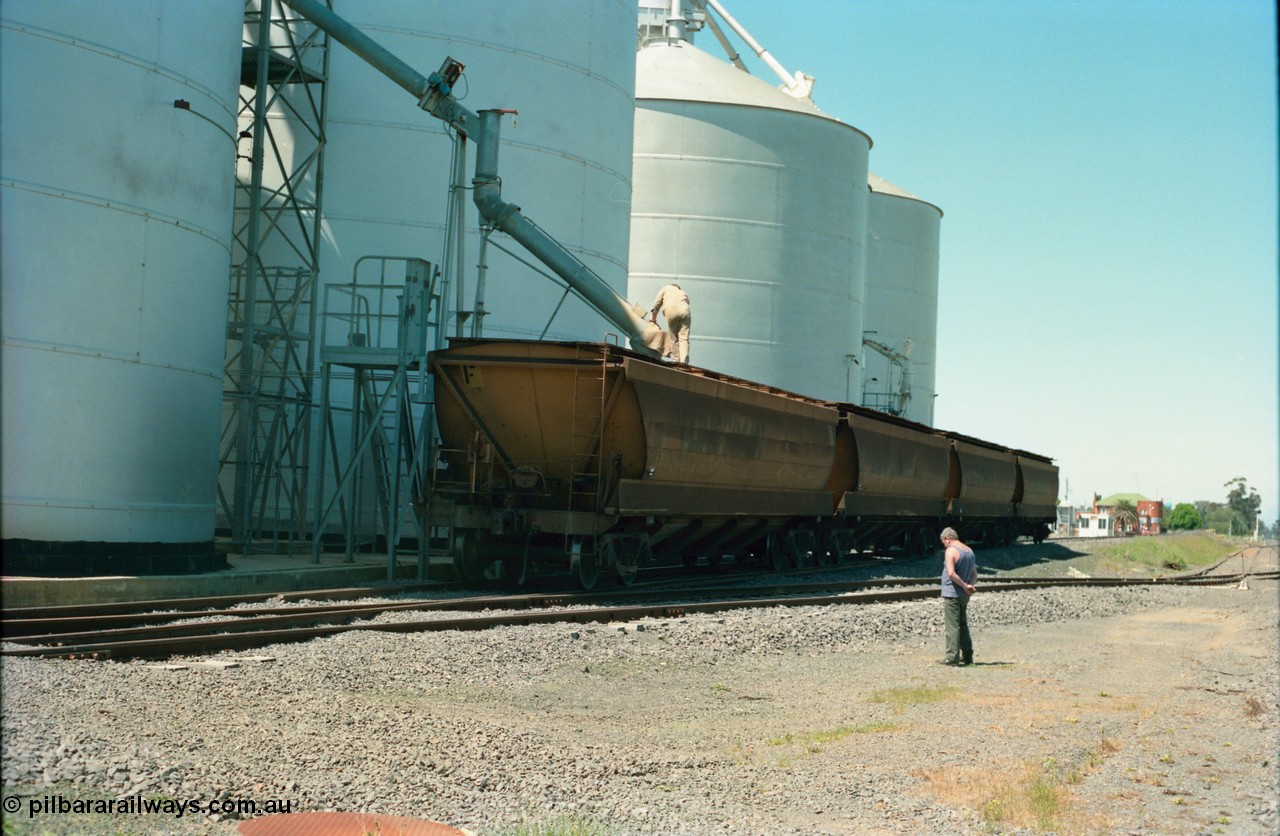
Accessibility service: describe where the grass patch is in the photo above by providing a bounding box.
[1094,532,1237,574]
[764,721,900,766]
[924,739,1121,833]
[767,722,898,747]
[868,684,960,709]
[498,814,614,836]
[1097,737,1122,757]
[928,760,1100,833]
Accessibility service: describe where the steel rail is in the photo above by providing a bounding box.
[6,544,1274,640]
[3,571,1274,661]
[0,579,966,642]
[6,570,1275,643]
[0,571,927,639]
[0,580,446,622]
[12,568,1264,642]
[1188,544,1276,577]
[0,576,991,643]
[0,559,889,637]
[0,554,880,633]
[13,540,1264,626]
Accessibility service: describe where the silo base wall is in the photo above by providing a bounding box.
[2,540,226,578]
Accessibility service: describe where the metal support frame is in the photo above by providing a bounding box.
[691,0,815,100]
[861,336,914,418]
[311,258,440,582]
[221,0,330,554]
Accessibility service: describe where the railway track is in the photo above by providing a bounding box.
[3,546,1274,661]
[0,559,881,640]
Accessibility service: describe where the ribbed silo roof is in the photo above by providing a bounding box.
[868,172,943,216]
[636,42,871,145]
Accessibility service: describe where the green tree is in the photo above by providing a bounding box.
[1204,506,1248,536]
[1167,503,1202,530]
[1195,500,1222,520]
[1224,477,1261,530]
[1112,499,1138,534]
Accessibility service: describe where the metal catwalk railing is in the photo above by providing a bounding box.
[311,258,440,581]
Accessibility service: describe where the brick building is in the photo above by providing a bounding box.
[1094,493,1164,536]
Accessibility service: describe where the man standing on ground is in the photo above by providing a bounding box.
[939,527,977,666]
[649,283,691,364]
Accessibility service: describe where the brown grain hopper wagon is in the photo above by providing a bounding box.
[424,339,1057,588]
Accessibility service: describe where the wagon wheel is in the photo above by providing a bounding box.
[813,527,835,567]
[499,529,535,587]
[786,530,816,569]
[813,546,833,567]
[825,531,843,565]
[601,534,650,587]
[569,537,601,591]
[452,530,489,584]
[765,531,788,572]
[828,528,858,564]
[907,527,932,558]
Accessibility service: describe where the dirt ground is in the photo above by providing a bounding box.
[3,543,1277,835]
[443,572,1280,833]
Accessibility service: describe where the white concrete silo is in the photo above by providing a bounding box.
[863,173,941,426]
[319,0,638,341]
[1,1,242,573]
[630,31,871,402]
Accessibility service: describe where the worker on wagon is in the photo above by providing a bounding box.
[649,283,691,364]
[938,527,977,667]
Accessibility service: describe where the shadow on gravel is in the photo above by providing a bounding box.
[975,541,1089,575]
[844,541,1092,583]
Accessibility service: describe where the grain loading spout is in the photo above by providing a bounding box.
[278,0,665,356]
[862,337,914,417]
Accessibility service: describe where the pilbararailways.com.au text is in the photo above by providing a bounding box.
[3,794,294,819]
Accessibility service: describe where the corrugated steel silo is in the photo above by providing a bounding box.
[319,0,638,340]
[630,38,871,402]
[863,173,941,425]
[1,1,242,573]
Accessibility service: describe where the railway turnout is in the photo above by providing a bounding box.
[3,546,1274,661]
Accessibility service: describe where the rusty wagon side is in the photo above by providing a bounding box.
[426,339,841,587]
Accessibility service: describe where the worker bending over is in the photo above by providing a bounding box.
[649,283,691,364]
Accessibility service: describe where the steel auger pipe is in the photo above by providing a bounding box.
[471,110,664,354]
[277,0,663,355]
[278,0,478,135]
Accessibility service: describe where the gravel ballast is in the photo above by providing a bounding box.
[3,546,1277,835]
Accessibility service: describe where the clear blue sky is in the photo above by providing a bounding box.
[712,0,1278,524]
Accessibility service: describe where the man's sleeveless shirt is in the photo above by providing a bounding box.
[940,543,977,598]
